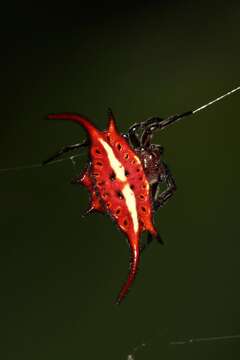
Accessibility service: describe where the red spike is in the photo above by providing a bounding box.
[107,109,118,134]
[116,246,140,305]
[48,113,101,141]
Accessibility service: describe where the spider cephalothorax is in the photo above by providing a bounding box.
[134,145,164,185]
[43,86,240,304]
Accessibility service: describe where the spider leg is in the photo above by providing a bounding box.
[127,117,163,148]
[141,111,193,147]
[140,163,176,252]
[140,232,154,253]
[140,228,164,253]
[154,162,177,211]
[42,139,89,165]
[140,183,164,253]
[127,123,141,147]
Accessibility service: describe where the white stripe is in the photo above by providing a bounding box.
[122,184,138,233]
[99,139,139,233]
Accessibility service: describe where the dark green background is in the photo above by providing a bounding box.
[1,2,240,359]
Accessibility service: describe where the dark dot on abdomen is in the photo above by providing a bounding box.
[116,190,124,199]
[109,172,116,181]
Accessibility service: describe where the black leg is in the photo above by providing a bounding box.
[141,111,193,147]
[154,162,177,211]
[140,229,164,253]
[42,140,89,165]
[140,182,164,253]
[127,117,164,148]
[140,232,154,253]
[127,123,141,147]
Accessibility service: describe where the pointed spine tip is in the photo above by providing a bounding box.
[157,233,164,245]
[47,114,59,120]
[107,107,113,116]
[115,246,140,304]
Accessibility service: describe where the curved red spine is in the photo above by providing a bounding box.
[116,245,140,304]
[47,113,101,140]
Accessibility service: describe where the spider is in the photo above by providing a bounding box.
[43,86,240,304]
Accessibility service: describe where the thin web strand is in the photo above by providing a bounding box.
[170,333,240,345]
[127,333,240,359]
[0,154,84,174]
[192,86,240,114]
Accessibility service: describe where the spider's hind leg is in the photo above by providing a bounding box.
[140,183,164,253]
[140,232,154,253]
[154,162,177,211]
[140,231,164,253]
[141,162,176,252]
[141,111,193,147]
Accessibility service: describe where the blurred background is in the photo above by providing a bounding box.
[1,1,240,359]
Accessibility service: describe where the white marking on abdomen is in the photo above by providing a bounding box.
[122,184,138,233]
[99,139,139,233]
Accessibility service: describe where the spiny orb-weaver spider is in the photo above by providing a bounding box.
[44,86,240,304]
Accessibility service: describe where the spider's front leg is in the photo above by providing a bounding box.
[127,123,141,147]
[42,139,89,165]
[127,117,164,148]
[141,112,193,148]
